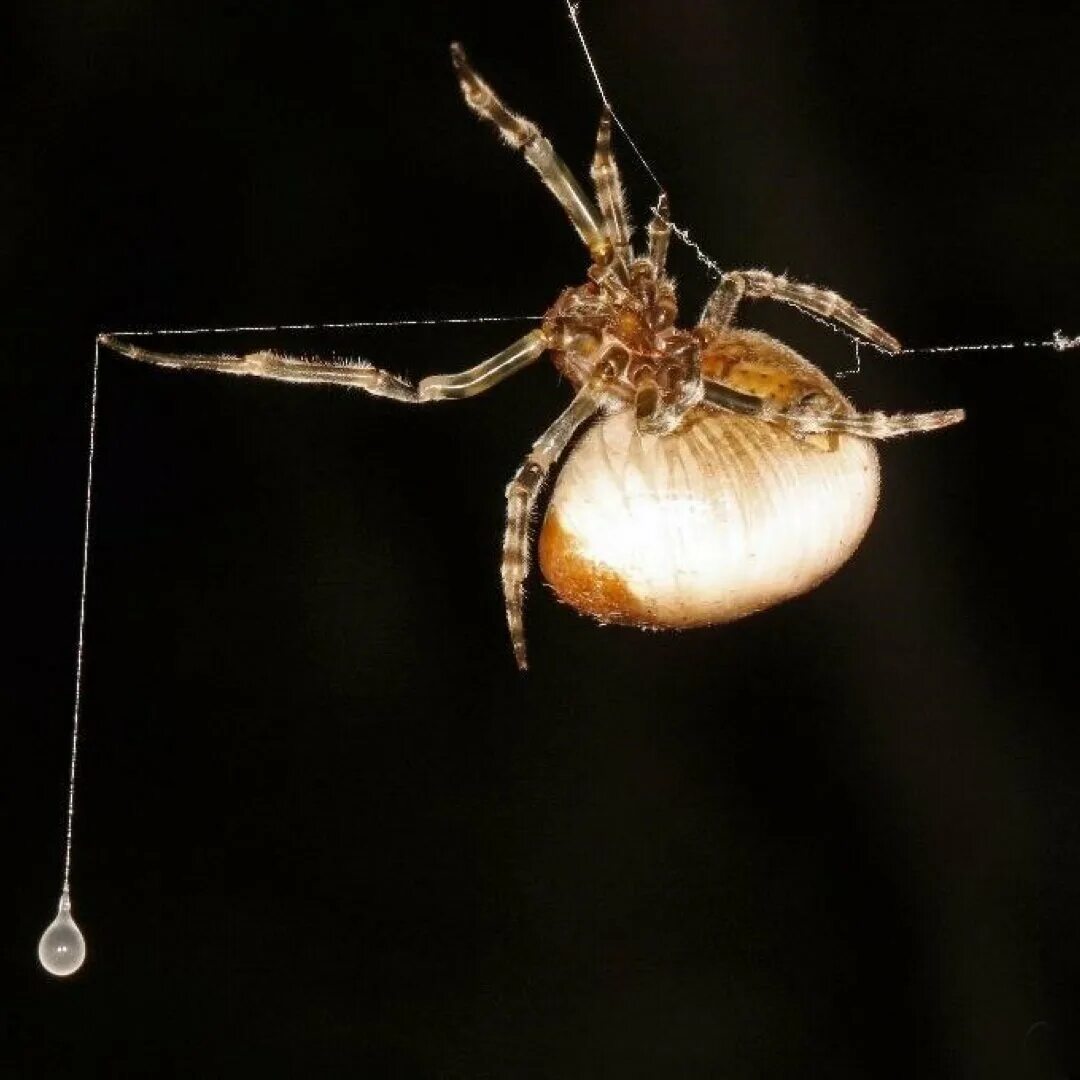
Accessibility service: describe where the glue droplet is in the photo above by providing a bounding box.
[38,891,86,977]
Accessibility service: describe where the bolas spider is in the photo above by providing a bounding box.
[100,44,964,671]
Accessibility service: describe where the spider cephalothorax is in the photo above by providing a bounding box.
[100,43,963,671]
[544,254,705,438]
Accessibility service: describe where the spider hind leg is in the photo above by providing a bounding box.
[502,376,606,669]
[702,377,965,440]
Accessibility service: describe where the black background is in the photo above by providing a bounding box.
[4,2,1080,1077]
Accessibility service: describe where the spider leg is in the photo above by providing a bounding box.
[646,192,670,277]
[99,329,549,404]
[699,269,901,354]
[502,374,607,670]
[782,403,966,439]
[98,334,417,401]
[590,111,632,266]
[418,330,547,400]
[450,43,609,263]
[702,378,964,439]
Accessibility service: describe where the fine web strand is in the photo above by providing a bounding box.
[564,1,724,278]
[106,312,541,339]
[55,311,539,898]
[902,330,1080,355]
[565,1,662,191]
[837,330,1080,379]
[60,339,100,897]
[563,2,1080,360]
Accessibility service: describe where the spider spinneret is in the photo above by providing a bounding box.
[99,43,964,671]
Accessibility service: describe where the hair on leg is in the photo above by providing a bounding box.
[501,375,606,669]
[699,269,901,354]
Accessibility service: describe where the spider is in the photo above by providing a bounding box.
[100,43,964,671]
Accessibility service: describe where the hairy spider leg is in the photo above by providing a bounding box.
[646,193,671,277]
[590,111,632,267]
[699,269,902,355]
[702,379,965,439]
[449,43,610,264]
[98,329,550,404]
[502,374,608,670]
[97,334,418,401]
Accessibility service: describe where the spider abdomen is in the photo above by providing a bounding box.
[537,407,880,629]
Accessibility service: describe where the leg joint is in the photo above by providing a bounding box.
[505,459,545,499]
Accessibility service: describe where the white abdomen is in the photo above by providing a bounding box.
[538,408,880,628]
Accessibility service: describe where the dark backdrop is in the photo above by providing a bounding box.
[4,2,1080,1077]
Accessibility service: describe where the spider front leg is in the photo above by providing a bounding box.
[590,110,632,267]
[98,334,419,401]
[502,374,608,670]
[700,270,901,354]
[702,379,964,439]
[99,329,548,403]
[417,330,548,400]
[646,193,671,277]
[450,43,609,263]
